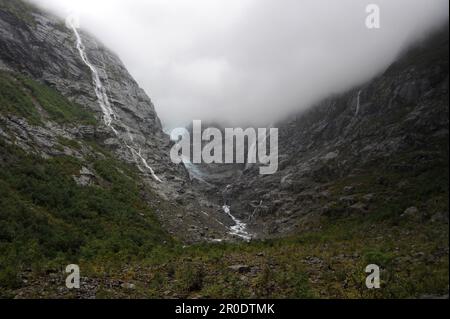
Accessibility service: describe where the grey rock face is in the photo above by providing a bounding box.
[188,26,449,238]
[1,2,448,241]
[73,167,96,186]
[0,2,234,243]
[1,8,166,168]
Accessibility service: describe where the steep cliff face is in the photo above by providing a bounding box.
[0,1,166,177]
[0,0,234,243]
[1,1,448,243]
[1,0,448,300]
[197,26,449,238]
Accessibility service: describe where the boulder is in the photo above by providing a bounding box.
[323,152,338,161]
[228,265,251,273]
[401,207,421,220]
[349,202,369,214]
[121,283,136,290]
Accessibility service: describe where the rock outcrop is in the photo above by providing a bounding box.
[1,0,448,243]
[0,0,233,242]
[192,25,449,238]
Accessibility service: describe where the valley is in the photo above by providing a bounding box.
[0,0,448,299]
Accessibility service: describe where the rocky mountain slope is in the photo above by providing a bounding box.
[0,0,448,299]
[195,26,449,239]
[0,0,236,245]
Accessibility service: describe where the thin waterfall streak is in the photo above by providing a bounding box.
[69,21,162,182]
[136,149,163,183]
[71,25,115,126]
[355,90,362,117]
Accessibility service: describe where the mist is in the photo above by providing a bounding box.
[28,0,449,129]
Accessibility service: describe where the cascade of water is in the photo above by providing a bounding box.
[69,22,162,183]
[222,205,252,241]
[71,24,116,126]
[355,90,362,116]
[133,147,163,182]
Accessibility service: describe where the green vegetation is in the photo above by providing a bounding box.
[327,145,449,225]
[0,62,447,298]
[19,75,96,125]
[0,71,41,124]
[0,133,448,298]
[0,70,96,125]
[0,140,173,294]
[30,217,446,299]
[132,215,447,299]
[57,136,82,150]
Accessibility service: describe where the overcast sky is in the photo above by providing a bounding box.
[29,0,449,129]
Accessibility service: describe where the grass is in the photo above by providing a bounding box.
[18,74,97,125]
[0,70,96,125]
[0,131,448,298]
[0,51,448,298]
[0,139,173,293]
[0,71,41,124]
[63,217,446,299]
[57,136,82,150]
[0,79,448,298]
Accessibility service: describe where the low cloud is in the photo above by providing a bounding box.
[29,0,449,129]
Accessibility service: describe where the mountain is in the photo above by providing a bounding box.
[0,0,236,246]
[187,26,448,240]
[0,0,448,299]
[220,26,449,237]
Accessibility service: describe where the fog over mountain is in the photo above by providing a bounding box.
[28,0,449,129]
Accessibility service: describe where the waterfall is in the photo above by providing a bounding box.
[68,21,162,183]
[355,90,362,117]
[222,205,252,241]
[71,23,115,126]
